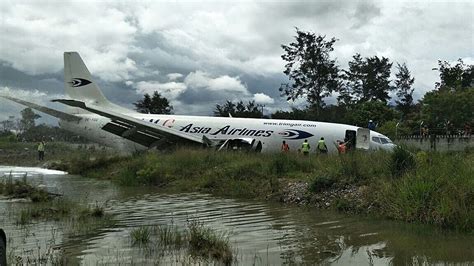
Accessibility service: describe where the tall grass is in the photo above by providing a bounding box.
[129,221,234,264]
[377,152,473,231]
[0,174,50,202]
[130,226,151,246]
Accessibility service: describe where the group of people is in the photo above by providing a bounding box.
[281,137,349,155]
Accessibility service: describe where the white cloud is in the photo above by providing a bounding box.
[0,1,138,81]
[253,93,274,104]
[0,86,48,101]
[135,81,187,100]
[0,0,472,118]
[167,73,184,81]
[184,71,249,94]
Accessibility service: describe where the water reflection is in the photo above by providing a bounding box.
[1,166,473,265]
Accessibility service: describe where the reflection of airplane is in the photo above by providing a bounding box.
[2,52,396,153]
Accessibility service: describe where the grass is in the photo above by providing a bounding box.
[129,221,234,264]
[0,174,110,227]
[154,224,185,248]
[15,198,109,226]
[130,226,151,246]
[0,174,51,202]
[0,139,112,167]
[187,219,233,264]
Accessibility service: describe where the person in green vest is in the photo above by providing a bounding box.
[317,137,328,154]
[37,141,45,161]
[301,139,310,156]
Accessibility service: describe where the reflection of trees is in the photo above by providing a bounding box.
[265,206,474,265]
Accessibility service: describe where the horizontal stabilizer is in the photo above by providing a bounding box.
[1,95,81,122]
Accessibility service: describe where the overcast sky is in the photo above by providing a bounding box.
[0,0,473,124]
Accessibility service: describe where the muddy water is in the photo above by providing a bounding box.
[1,166,473,265]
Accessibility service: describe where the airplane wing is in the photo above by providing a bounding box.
[52,99,206,148]
[1,95,81,122]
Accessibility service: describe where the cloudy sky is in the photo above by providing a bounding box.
[0,0,472,124]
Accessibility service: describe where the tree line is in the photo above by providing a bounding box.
[134,28,472,138]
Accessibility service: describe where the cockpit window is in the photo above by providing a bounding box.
[372,137,381,143]
[381,138,392,144]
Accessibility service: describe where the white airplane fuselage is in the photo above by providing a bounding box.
[59,112,396,153]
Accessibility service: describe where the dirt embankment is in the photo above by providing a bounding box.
[279,181,374,213]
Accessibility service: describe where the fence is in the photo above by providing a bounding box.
[395,134,473,151]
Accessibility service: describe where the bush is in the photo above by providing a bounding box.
[390,146,416,177]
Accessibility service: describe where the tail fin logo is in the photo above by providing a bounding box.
[70,78,92,87]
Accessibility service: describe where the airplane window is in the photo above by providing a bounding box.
[149,119,153,122]
[380,138,390,144]
[372,137,381,143]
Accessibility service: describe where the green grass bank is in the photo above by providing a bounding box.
[57,148,473,233]
[0,138,109,167]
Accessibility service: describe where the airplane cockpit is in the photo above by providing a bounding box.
[370,132,396,151]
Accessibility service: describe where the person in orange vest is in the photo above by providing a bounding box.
[336,140,347,154]
[281,141,290,153]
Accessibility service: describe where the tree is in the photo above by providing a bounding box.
[134,91,173,114]
[214,100,263,118]
[340,54,393,104]
[435,59,473,91]
[280,28,340,114]
[343,101,397,127]
[19,108,40,133]
[0,116,16,133]
[271,107,311,120]
[394,63,415,118]
[421,89,473,132]
[214,100,236,117]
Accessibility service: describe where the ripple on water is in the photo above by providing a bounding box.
[2,167,474,265]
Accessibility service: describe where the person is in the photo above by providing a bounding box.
[336,140,347,154]
[301,139,310,156]
[368,120,376,130]
[464,123,471,137]
[317,137,328,154]
[422,126,429,138]
[344,137,352,151]
[281,141,290,153]
[37,141,45,161]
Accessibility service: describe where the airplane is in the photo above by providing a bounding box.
[1,52,397,153]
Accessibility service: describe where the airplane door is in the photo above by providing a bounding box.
[356,128,370,150]
[345,130,356,150]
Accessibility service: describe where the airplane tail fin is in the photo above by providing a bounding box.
[63,52,110,106]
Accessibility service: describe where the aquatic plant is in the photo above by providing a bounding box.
[0,174,50,202]
[154,224,185,248]
[187,219,233,265]
[130,226,151,246]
